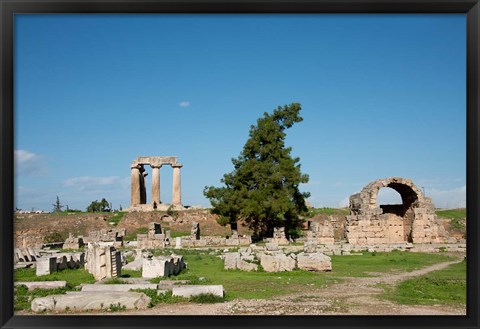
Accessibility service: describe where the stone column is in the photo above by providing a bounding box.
[130,165,141,207]
[140,166,147,204]
[151,165,162,207]
[172,164,183,206]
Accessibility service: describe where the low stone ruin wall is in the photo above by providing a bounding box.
[223,244,332,272]
[178,235,252,248]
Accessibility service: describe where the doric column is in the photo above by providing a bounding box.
[172,163,183,206]
[140,166,148,204]
[151,165,162,207]
[130,164,141,207]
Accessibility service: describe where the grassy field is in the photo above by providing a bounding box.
[435,208,466,220]
[380,260,466,306]
[307,207,350,217]
[150,249,455,300]
[13,250,461,311]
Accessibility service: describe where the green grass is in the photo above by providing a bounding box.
[147,249,455,301]
[124,227,148,241]
[435,208,466,220]
[14,284,71,311]
[125,254,135,263]
[14,268,95,287]
[307,207,349,217]
[380,260,466,305]
[103,277,127,284]
[435,208,466,231]
[13,249,460,310]
[131,289,187,307]
[107,212,126,226]
[170,231,191,238]
[120,269,142,278]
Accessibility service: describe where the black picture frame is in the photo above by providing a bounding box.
[1,1,478,328]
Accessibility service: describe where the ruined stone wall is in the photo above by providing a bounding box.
[345,177,449,245]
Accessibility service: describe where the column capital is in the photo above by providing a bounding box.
[130,164,141,170]
[171,163,183,169]
[151,164,163,169]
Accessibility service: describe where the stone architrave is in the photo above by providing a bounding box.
[172,164,183,206]
[36,257,57,276]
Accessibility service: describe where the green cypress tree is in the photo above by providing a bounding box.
[204,103,310,239]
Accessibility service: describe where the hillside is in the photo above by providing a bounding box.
[13,208,466,248]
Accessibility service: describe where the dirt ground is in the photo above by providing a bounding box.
[117,256,465,316]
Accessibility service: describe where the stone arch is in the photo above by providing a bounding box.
[362,177,424,216]
[346,177,447,245]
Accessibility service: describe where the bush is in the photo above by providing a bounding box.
[189,293,224,303]
[43,231,66,243]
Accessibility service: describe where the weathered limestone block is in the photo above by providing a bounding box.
[142,257,172,278]
[265,243,279,251]
[224,252,240,270]
[84,244,121,281]
[81,283,158,292]
[172,285,224,298]
[15,248,25,262]
[260,254,296,272]
[36,257,57,276]
[296,252,332,272]
[304,241,317,253]
[175,237,182,249]
[16,281,66,291]
[142,254,185,278]
[237,259,258,271]
[191,221,200,240]
[31,291,151,312]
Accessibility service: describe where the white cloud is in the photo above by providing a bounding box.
[63,176,122,190]
[427,185,466,209]
[14,149,46,176]
[179,101,191,107]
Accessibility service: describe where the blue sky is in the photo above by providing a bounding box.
[14,14,466,211]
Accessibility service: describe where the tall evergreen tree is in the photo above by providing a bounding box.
[52,196,64,213]
[204,103,310,239]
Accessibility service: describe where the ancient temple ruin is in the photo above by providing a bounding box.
[130,156,183,211]
[345,177,449,245]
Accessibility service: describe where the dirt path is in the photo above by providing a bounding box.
[121,256,466,316]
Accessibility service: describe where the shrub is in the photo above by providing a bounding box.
[108,302,126,312]
[189,293,224,303]
[43,231,66,243]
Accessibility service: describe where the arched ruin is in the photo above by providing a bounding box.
[345,177,448,245]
